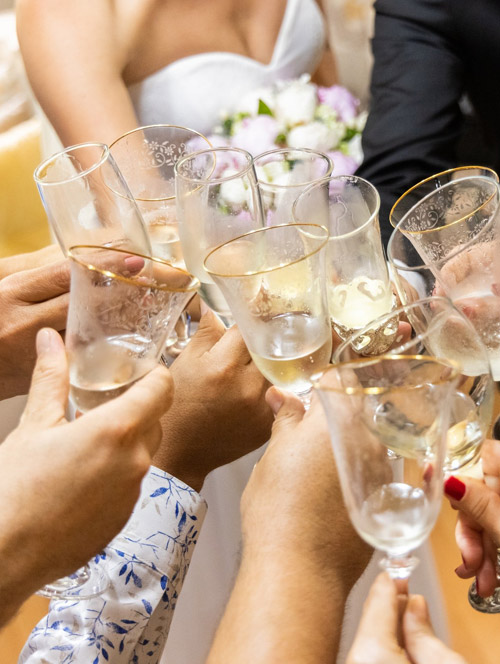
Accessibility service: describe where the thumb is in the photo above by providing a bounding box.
[444,475,500,548]
[266,386,305,435]
[21,328,69,428]
[186,309,225,357]
[403,595,467,663]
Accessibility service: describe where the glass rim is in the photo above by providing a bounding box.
[34,142,109,186]
[292,174,381,239]
[312,354,461,395]
[203,222,329,278]
[333,296,477,362]
[109,124,212,203]
[254,147,334,189]
[389,166,500,231]
[174,146,255,185]
[68,244,200,292]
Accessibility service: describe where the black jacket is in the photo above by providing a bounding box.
[357,0,500,245]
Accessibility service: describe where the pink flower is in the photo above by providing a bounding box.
[318,85,360,122]
[231,115,281,156]
[327,151,359,176]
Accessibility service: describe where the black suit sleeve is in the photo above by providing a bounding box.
[356,0,464,245]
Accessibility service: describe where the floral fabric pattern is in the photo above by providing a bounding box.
[20,468,207,663]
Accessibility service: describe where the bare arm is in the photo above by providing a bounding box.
[16,0,144,145]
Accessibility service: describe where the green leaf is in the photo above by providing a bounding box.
[343,127,358,141]
[258,99,273,116]
[275,133,287,145]
[222,117,233,136]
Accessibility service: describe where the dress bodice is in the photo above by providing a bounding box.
[128,0,326,135]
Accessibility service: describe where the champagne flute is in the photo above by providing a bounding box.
[34,142,151,255]
[204,223,332,405]
[253,147,333,225]
[37,245,198,600]
[389,166,500,380]
[109,125,212,354]
[293,174,398,353]
[334,297,494,474]
[175,147,264,327]
[389,167,500,612]
[313,355,460,579]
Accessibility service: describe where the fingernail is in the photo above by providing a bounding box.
[444,475,466,501]
[267,388,284,415]
[36,328,60,354]
[461,305,474,318]
[124,256,145,274]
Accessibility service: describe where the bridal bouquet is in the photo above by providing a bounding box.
[208,74,366,175]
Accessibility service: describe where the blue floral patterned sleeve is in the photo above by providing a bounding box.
[20,467,207,663]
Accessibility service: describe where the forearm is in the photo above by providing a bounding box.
[207,551,349,664]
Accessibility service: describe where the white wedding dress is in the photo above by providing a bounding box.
[126,1,449,662]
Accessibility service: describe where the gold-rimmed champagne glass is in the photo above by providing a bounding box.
[37,245,198,601]
[34,142,151,255]
[390,166,500,380]
[253,147,333,225]
[109,124,212,354]
[314,355,460,579]
[293,174,397,353]
[333,297,494,474]
[204,223,332,404]
[175,147,264,327]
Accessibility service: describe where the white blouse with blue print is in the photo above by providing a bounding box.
[20,467,207,663]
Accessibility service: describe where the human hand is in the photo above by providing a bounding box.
[0,244,63,280]
[444,438,500,597]
[241,387,372,595]
[0,328,174,620]
[0,255,70,400]
[153,310,273,492]
[347,573,468,664]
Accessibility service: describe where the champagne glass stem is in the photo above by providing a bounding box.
[379,552,420,580]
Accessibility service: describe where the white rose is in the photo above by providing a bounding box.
[287,121,344,152]
[235,86,276,116]
[274,81,317,126]
[344,133,364,165]
[219,168,250,207]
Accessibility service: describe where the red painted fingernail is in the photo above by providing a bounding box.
[444,476,466,501]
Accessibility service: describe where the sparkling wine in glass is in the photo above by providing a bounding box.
[293,174,397,354]
[334,297,494,474]
[204,223,332,404]
[314,355,460,579]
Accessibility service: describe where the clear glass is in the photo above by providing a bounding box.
[334,297,494,474]
[109,124,211,354]
[175,147,264,327]
[293,175,397,352]
[39,246,198,600]
[390,167,500,380]
[253,147,333,225]
[314,355,460,579]
[204,223,332,403]
[34,142,151,255]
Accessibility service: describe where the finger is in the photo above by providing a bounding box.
[455,511,484,574]
[5,260,70,303]
[0,244,63,280]
[348,573,403,659]
[403,595,467,663]
[31,292,70,332]
[86,365,175,435]
[186,309,225,358]
[265,387,305,447]
[21,328,69,427]
[445,475,500,548]
[481,438,500,482]
[474,532,498,598]
[209,323,252,365]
